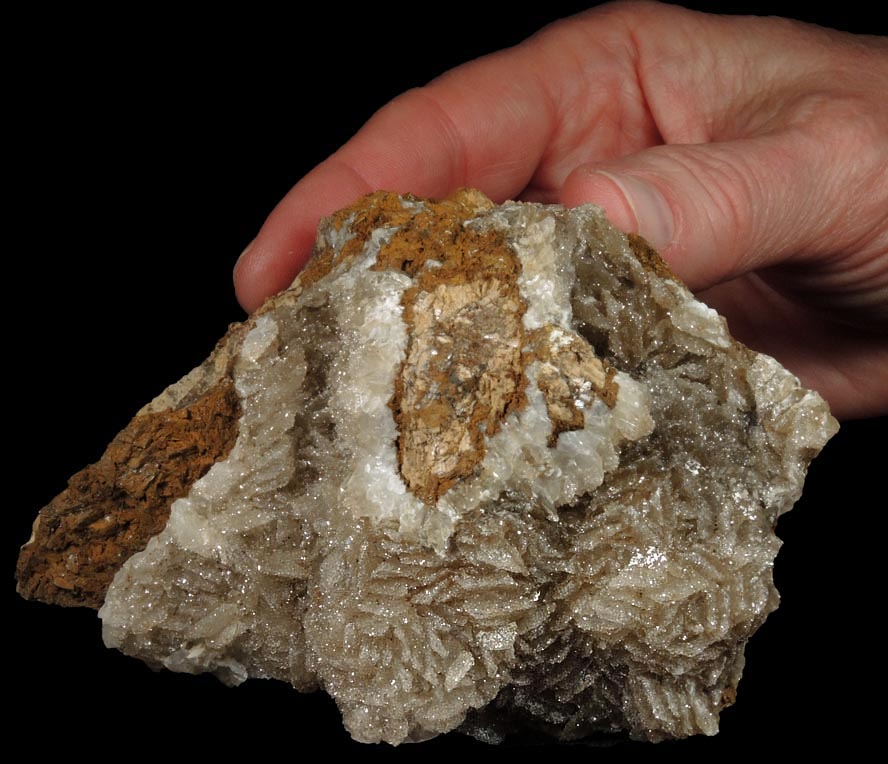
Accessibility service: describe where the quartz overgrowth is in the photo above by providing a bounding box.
[17,190,837,744]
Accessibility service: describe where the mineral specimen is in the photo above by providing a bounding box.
[17,190,837,744]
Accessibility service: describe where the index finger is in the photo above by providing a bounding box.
[233,44,558,312]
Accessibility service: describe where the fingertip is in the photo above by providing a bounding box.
[562,165,675,252]
[562,164,639,234]
[234,236,314,314]
[233,160,374,314]
[233,243,273,314]
[232,241,257,313]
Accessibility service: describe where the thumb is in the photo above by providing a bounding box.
[560,134,864,293]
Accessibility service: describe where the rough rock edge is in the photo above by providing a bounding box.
[17,315,253,607]
[16,378,240,607]
[16,189,840,749]
[17,269,335,609]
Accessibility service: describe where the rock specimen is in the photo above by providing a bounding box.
[17,190,838,744]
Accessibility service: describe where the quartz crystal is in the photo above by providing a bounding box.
[16,190,838,744]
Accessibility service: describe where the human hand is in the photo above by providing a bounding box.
[233,0,888,419]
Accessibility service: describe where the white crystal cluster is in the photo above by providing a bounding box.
[98,195,837,744]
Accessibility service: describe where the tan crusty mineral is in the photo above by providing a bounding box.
[17,190,838,744]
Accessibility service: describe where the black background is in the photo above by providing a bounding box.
[9,2,885,757]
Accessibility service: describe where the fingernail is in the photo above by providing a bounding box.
[234,239,255,274]
[596,171,674,250]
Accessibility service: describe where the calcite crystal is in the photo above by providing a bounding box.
[17,190,837,744]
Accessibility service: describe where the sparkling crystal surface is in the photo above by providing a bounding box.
[18,191,837,744]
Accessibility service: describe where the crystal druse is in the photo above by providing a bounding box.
[17,190,837,744]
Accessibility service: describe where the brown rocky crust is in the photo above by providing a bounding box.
[528,325,618,446]
[396,279,527,503]
[626,233,677,281]
[373,191,527,504]
[297,189,495,291]
[16,380,241,608]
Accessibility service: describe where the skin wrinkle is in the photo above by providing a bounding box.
[336,92,466,198]
[521,69,562,200]
[460,71,550,195]
[627,4,722,144]
[392,88,469,193]
[531,14,649,187]
[425,50,553,200]
[624,24,665,150]
[764,108,888,278]
[326,156,375,199]
[683,147,753,277]
[749,132,817,257]
[532,32,596,182]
